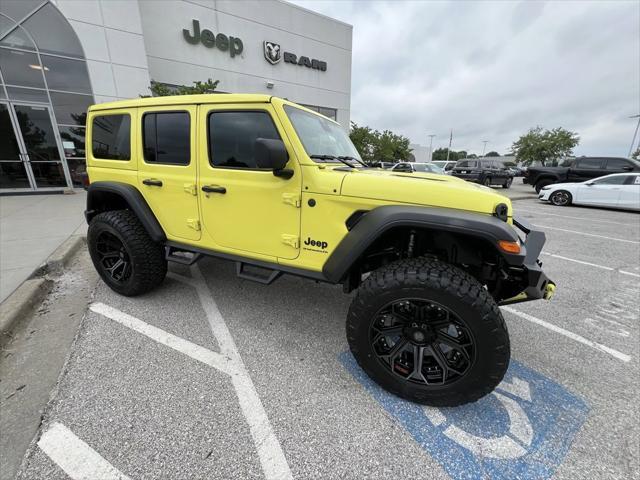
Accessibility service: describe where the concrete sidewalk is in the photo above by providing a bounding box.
[0,192,87,303]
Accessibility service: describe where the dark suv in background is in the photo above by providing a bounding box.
[451,159,514,188]
[524,157,640,192]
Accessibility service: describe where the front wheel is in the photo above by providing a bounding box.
[549,190,572,206]
[483,177,492,187]
[502,177,513,189]
[346,257,510,406]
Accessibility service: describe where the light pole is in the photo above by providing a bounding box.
[482,140,489,157]
[427,134,436,162]
[629,114,640,157]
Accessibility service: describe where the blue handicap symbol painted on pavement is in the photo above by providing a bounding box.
[340,352,589,480]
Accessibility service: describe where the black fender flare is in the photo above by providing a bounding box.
[322,205,525,283]
[85,181,166,242]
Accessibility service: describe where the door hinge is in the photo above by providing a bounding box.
[281,234,299,249]
[184,183,197,196]
[187,219,201,231]
[282,193,301,208]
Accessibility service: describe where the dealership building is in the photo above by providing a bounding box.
[0,0,352,193]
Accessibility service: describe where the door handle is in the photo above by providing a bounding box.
[142,178,163,187]
[202,185,226,194]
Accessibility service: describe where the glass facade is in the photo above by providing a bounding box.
[0,1,93,191]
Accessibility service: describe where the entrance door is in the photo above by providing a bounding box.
[0,102,31,189]
[0,102,70,191]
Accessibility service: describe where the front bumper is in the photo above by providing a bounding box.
[538,189,551,201]
[499,216,556,305]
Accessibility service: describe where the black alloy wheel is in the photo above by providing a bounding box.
[95,231,133,283]
[503,177,513,189]
[550,190,571,206]
[370,299,474,386]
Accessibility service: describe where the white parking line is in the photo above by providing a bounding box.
[540,252,640,278]
[534,224,640,244]
[38,422,131,480]
[501,306,632,363]
[515,208,633,226]
[89,302,237,376]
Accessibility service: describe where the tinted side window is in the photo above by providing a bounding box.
[593,176,627,185]
[576,158,603,169]
[208,111,280,169]
[91,114,130,160]
[628,175,640,185]
[143,112,190,165]
[605,158,631,170]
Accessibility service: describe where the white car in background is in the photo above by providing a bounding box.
[538,173,640,211]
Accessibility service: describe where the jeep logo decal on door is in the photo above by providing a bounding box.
[303,237,329,252]
[183,19,243,58]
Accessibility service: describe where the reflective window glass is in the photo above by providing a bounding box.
[92,114,130,160]
[0,1,43,23]
[0,103,20,160]
[30,161,67,187]
[143,112,190,165]
[42,55,91,94]
[0,25,36,50]
[592,175,627,185]
[50,92,92,125]
[208,111,280,169]
[13,104,60,161]
[0,48,45,88]
[576,158,603,169]
[59,125,85,158]
[0,161,30,188]
[605,158,632,170]
[21,4,84,58]
[6,86,47,102]
[0,14,16,38]
[66,157,87,187]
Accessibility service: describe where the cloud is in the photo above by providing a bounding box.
[293,0,640,156]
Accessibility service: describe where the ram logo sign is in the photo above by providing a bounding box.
[263,41,281,65]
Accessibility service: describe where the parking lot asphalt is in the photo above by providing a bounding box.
[15,195,640,480]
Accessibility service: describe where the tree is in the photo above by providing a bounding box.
[632,147,639,160]
[511,126,579,166]
[349,123,412,164]
[432,148,460,161]
[142,78,220,97]
[485,151,500,157]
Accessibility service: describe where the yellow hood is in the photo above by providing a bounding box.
[339,169,512,216]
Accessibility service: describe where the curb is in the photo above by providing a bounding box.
[0,235,86,343]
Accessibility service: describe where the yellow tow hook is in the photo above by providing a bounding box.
[544,282,556,300]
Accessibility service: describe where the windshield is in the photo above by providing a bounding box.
[456,160,477,168]
[284,105,362,162]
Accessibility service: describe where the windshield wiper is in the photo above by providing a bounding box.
[310,154,366,169]
[337,156,368,168]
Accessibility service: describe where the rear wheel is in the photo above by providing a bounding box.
[502,177,513,189]
[549,190,572,206]
[483,177,492,187]
[535,179,553,193]
[88,210,167,296]
[347,257,510,406]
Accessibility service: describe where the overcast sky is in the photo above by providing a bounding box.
[293,0,639,157]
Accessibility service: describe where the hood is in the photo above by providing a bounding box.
[339,169,512,216]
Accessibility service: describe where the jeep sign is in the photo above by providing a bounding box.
[183,19,243,58]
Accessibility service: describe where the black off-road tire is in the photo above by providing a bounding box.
[535,179,553,193]
[88,210,167,296]
[549,190,572,206]
[347,257,510,406]
[502,177,513,189]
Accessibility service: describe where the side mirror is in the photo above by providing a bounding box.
[254,138,291,178]
[622,165,633,171]
[585,181,594,186]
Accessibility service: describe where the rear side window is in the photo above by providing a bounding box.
[576,158,603,169]
[208,111,280,169]
[593,176,627,185]
[91,114,130,160]
[457,160,477,168]
[605,158,630,170]
[143,112,190,165]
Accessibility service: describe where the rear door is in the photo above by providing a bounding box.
[137,106,201,241]
[568,158,606,181]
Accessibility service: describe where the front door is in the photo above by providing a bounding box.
[197,104,301,260]
[137,106,201,241]
[0,102,70,190]
[575,176,626,206]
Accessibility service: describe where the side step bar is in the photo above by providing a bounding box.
[165,246,201,265]
[236,262,282,285]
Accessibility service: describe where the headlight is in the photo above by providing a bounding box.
[541,186,551,190]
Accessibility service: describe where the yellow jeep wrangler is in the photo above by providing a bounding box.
[85,94,554,406]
